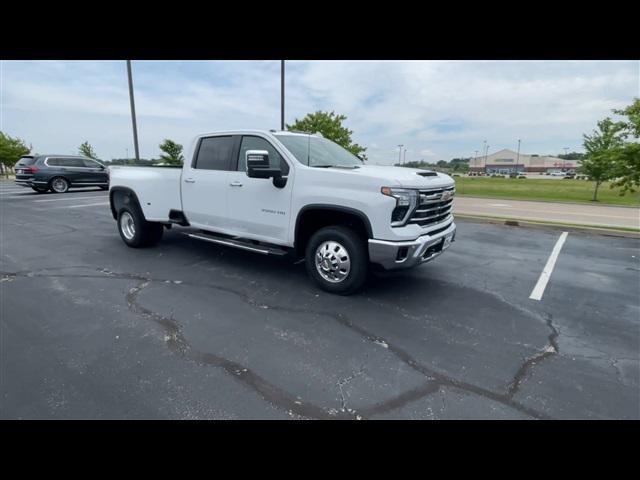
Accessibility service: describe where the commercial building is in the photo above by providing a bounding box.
[469,149,580,174]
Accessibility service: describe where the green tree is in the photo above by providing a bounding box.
[0,131,31,178]
[581,118,625,201]
[610,98,640,194]
[286,111,367,161]
[78,141,98,159]
[557,152,586,160]
[158,139,184,165]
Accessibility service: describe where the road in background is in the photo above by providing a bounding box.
[454,196,640,230]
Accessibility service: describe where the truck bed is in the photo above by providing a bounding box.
[108,165,182,221]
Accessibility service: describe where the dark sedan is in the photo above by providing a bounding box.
[14,155,109,193]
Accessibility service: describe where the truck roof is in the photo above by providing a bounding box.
[194,129,322,138]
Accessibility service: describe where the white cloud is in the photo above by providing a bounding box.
[1,60,638,163]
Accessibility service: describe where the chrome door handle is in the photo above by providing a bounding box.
[229,181,243,187]
[184,178,196,183]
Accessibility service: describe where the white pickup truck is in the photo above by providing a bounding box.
[109,130,456,294]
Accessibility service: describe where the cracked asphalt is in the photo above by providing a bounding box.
[1,183,639,419]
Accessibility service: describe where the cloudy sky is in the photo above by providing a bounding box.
[1,60,638,164]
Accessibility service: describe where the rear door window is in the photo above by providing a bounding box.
[63,158,85,168]
[194,136,235,171]
[47,158,61,166]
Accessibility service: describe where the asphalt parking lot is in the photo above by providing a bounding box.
[1,181,639,419]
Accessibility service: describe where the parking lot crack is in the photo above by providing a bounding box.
[336,366,366,414]
[506,312,559,399]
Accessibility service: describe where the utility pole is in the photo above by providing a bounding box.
[126,60,140,162]
[280,60,285,131]
[397,145,403,165]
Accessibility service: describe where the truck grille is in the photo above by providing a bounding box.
[409,186,455,227]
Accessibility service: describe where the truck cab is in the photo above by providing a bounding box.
[109,130,456,294]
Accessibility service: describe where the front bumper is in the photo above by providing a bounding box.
[368,221,456,270]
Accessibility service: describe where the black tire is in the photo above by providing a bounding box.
[31,186,49,193]
[49,177,69,193]
[305,226,368,295]
[117,205,163,248]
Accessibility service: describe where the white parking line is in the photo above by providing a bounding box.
[529,232,568,301]
[52,202,109,209]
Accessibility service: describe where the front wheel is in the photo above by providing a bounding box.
[305,226,368,295]
[117,206,164,248]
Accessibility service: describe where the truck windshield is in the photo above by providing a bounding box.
[274,134,362,168]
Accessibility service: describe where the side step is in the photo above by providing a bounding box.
[187,232,289,256]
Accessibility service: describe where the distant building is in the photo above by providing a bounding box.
[469,149,580,174]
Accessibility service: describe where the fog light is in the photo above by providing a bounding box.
[396,247,409,262]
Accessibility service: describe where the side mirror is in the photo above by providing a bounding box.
[246,150,287,188]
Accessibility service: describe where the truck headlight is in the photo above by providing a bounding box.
[381,187,418,226]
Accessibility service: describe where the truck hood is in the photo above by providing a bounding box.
[328,165,454,189]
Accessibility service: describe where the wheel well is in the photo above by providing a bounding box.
[109,187,142,220]
[295,206,372,256]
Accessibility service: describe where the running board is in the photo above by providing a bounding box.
[187,232,288,256]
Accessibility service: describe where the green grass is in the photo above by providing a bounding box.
[454,177,640,206]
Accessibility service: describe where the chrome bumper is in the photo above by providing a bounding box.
[368,221,456,270]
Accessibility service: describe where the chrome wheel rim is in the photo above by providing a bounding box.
[120,211,136,240]
[315,241,351,283]
[52,178,67,193]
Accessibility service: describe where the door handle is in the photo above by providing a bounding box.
[229,181,243,187]
[184,178,196,183]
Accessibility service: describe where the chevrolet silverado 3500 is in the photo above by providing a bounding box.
[109,130,456,294]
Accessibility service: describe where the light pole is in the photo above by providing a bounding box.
[281,60,285,131]
[126,60,140,162]
[481,140,487,173]
[516,139,521,174]
[403,148,407,165]
[397,145,403,165]
[563,147,569,171]
[484,144,490,172]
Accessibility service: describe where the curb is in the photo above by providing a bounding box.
[454,214,640,239]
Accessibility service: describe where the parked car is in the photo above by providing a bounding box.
[548,171,567,177]
[109,130,457,295]
[14,155,109,193]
